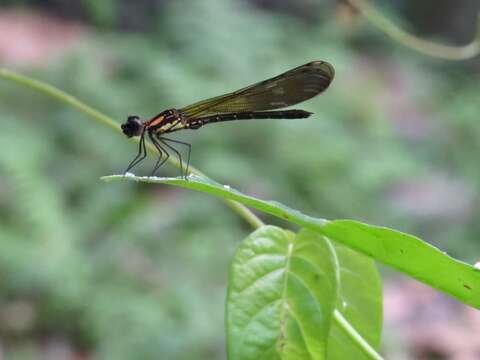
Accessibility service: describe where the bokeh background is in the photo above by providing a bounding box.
[1,0,480,359]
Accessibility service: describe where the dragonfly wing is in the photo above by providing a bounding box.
[180,61,334,118]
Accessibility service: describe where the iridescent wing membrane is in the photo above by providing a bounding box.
[180,60,335,118]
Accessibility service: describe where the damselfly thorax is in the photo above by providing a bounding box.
[120,60,335,178]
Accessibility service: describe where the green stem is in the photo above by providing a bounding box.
[334,310,383,360]
[0,69,118,131]
[348,0,480,60]
[0,68,264,229]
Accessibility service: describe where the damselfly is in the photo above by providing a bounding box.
[121,60,335,177]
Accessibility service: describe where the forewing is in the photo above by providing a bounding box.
[180,61,334,118]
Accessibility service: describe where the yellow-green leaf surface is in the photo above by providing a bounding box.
[227,226,337,360]
[102,174,480,308]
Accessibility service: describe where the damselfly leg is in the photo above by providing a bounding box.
[148,132,170,176]
[161,137,192,179]
[124,130,147,174]
[156,135,187,179]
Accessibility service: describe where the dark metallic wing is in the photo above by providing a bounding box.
[180,61,334,118]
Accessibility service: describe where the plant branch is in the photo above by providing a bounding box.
[0,68,264,229]
[348,0,480,60]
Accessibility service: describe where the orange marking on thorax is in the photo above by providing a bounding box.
[146,115,165,128]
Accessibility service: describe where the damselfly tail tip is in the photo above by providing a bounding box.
[299,110,313,118]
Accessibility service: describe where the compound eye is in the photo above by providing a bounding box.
[121,115,143,137]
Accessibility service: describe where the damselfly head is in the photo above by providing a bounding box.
[121,115,144,138]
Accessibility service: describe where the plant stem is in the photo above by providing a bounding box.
[0,69,118,131]
[334,310,383,360]
[0,68,265,229]
[348,0,480,60]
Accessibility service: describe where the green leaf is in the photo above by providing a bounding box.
[101,174,480,309]
[328,245,383,359]
[227,226,338,360]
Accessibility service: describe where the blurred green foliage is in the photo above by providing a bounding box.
[1,0,480,358]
